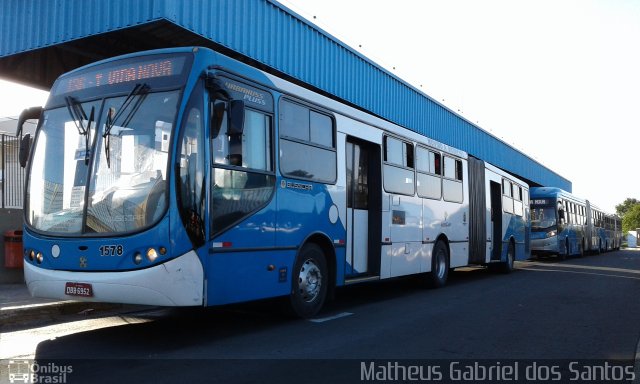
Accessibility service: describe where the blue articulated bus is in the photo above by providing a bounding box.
[589,205,622,253]
[20,47,529,317]
[529,187,621,259]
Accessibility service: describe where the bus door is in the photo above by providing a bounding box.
[490,181,502,260]
[345,138,381,277]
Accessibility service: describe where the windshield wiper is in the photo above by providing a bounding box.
[65,96,88,135]
[103,83,150,168]
[65,97,94,165]
[84,106,94,165]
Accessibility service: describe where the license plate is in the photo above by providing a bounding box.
[64,282,93,297]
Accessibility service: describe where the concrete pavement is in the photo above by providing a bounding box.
[0,283,126,331]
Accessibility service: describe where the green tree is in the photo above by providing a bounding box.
[616,198,640,217]
[622,204,640,233]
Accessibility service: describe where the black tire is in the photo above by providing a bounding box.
[289,243,328,318]
[500,241,515,273]
[426,241,449,288]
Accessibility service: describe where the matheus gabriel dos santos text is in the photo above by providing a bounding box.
[360,361,635,382]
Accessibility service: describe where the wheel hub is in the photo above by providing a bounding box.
[298,259,322,302]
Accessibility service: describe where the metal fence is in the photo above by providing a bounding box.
[1,133,25,208]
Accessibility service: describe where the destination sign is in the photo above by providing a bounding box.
[531,199,552,205]
[53,55,188,95]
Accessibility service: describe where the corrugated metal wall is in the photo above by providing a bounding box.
[0,0,166,55]
[0,0,570,190]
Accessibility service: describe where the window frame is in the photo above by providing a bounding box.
[502,178,515,214]
[415,145,442,200]
[441,154,464,203]
[382,135,415,196]
[278,97,337,184]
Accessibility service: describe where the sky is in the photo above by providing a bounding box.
[0,0,638,213]
[278,0,639,213]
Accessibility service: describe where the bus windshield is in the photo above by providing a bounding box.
[27,89,181,235]
[531,206,557,231]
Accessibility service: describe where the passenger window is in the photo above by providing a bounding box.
[383,136,414,195]
[443,155,463,203]
[455,159,463,181]
[502,179,510,196]
[280,101,309,141]
[416,146,442,200]
[213,106,272,172]
[444,156,455,179]
[502,178,514,214]
[279,99,336,183]
[309,111,333,147]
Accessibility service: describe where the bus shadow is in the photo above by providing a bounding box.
[324,265,510,313]
[32,265,506,359]
[33,301,296,360]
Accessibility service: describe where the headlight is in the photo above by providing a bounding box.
[146,248,158,262]
[546,230,557,238]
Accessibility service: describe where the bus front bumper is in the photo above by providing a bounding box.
[531,237,559,254]
[24,251,204,306]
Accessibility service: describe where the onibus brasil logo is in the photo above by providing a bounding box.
[7,360,73,383]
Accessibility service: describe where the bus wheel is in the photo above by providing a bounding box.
[426,241,449,288]
[500,242,515,274]
[290,243,328,318]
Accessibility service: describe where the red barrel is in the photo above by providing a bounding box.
[4,230,23,268]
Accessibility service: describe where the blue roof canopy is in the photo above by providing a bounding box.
[0,0,570,190]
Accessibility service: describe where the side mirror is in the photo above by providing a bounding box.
[228,100,245,136]
[16,107,41,168]
[16,106,42,137]
[19,134,31,168]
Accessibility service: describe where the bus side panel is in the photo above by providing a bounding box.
[206,249,294,305]
[512,214,528,261]
[422,199,468,269]
[446,203,471,269]
[275,181,347,282]
[388,194,423,278]
[501,209,528,261]
[447,159,470,269]
[422,199,440,272]
[380,195,392,278]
